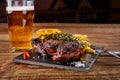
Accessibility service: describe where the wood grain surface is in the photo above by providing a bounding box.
[0,23,120,80]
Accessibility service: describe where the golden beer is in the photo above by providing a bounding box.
[7,7,34,49]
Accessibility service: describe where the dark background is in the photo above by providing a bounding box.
[0,0,120,23]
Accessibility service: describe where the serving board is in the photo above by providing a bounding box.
[13,46,104,72]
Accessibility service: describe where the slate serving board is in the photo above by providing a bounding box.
[13,46,104,72]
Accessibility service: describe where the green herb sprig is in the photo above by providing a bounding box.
[40,33,77,41]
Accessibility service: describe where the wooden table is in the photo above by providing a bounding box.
[0,23,120,80]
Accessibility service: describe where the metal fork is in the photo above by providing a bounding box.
[91,46,120,59]
[106,50,120,59]
[96,49,120,59]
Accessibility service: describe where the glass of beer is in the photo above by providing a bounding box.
[6,0,34,51]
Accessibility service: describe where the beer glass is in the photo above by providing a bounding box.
[6,0,34,51]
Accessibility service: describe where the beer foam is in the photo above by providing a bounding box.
[6,6,34,13]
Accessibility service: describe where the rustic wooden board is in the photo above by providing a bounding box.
[13,46,104,72]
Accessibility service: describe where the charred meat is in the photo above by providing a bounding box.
[32,39,85,62]
[32,33,94,62]
[52,41,84,62]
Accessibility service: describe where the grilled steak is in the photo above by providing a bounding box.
[52,41,84,62]
[32,38,85,62]
[43,39,62,56]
